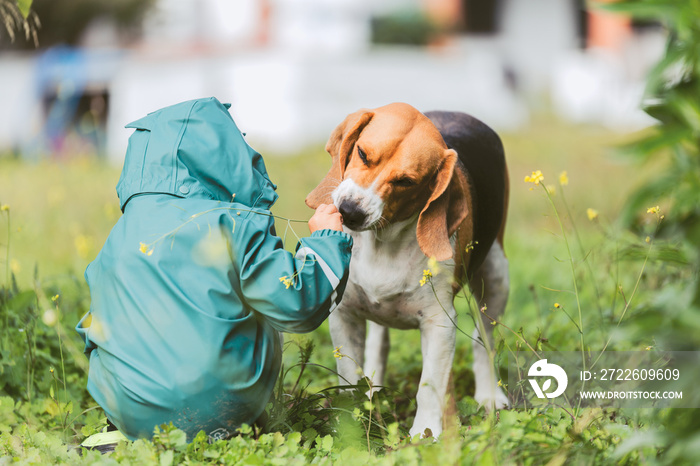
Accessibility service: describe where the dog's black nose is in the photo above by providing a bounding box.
[337,200,366,230]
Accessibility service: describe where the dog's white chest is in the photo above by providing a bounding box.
[339,221,452,329]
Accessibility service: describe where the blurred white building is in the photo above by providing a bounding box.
[0,0,664,161]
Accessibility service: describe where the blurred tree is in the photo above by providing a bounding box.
[605,0,700,297]
[0,0,155,50]
[1,0,38,46]
[599,1,700,463]
[371,10,437,46]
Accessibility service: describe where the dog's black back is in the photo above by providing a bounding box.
[425,111,507,277]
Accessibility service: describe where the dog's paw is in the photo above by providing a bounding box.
[408,425,439,441]
[364,384,383,400]
[474,386,510,412]
[409,413,442,440]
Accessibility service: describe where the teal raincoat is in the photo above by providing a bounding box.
[76,97,352,441]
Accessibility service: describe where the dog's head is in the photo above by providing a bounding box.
[306,103,468,261]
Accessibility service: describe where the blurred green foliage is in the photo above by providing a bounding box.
[597,1,700,463]
[370,11,437,46]
[0,0,37,45]
[0,0,155,49]
[603,0,700,292]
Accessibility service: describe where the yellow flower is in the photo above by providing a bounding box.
[645,236,651,243]
[497,379,503,387]
[419,269,433,287]
[465,240,478,253]
[333,346,344,359]
[554,303,560,309]
[420,257,441,286]
[279,276,293,289]
[427,256,440,275]
[42,309,57,327]
[524,170,544,185]
[103,203,121,221]
[193,234,229,267]
[647,206,660,215]
[75,235,94,259]
[587,208,598,221]
[139,242,154,256]
[559,171,569,186]
[51,294,59,303]
[645,346,653,351]
[0,204,9,212]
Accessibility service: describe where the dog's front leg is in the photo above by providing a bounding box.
[363,321,389,393]
[329,309,366,387]
[410,308,456,439]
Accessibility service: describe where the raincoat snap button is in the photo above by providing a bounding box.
[179,185,190,195]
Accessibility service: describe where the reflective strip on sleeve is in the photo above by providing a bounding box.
[295,246,340,289]
[329,291,339,313]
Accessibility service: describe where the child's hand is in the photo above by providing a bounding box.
[309,203,344,233]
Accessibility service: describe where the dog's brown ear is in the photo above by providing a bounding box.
[306,110,374,208]
[416,148,468,261]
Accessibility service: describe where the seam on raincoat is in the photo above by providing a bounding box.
[249,171,275,210]
[171,100,198,193]
[251,188,264,210]
[137,130,152,196]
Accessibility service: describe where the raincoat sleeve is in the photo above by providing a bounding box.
[234,215,353,333]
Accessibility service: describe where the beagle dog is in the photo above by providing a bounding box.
[306,103,509,438]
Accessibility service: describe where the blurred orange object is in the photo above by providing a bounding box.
[588,1,632,52]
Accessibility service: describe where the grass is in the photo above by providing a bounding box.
[0,117,697,464]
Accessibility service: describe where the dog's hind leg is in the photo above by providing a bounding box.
[469,240,510,411]
[364,321,389,393]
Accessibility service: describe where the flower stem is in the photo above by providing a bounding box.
[541,184,586,411]
[591,219,659,369]
[5,210,10,288]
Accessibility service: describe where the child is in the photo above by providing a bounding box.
[76,97,351,448]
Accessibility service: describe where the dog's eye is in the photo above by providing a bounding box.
[391,177,417,188]
[357,147,369,165]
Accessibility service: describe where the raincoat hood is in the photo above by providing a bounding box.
[116,97,278,212]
